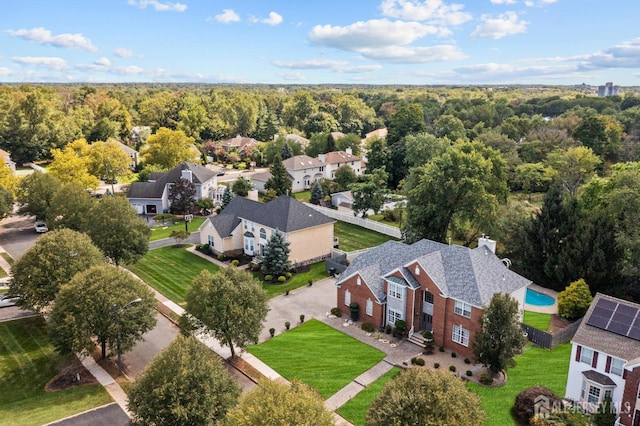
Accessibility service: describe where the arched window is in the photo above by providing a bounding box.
[260,228,266,240]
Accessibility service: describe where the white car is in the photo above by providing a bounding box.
[0,294,16,308]
[35,220,48,233]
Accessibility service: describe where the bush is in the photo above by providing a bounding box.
[466,370,473,377]
[264,275,273,282]
[422,330,433,340]
[411,357,418,365]
[285,321,290,330]
[285,272,292,278]
[434,363,440,369]
[449,365,456,372]
[230,259,239,267]
[269,328,275,337]
[393,320,407,338]
[513,386,563,424]
[464,358,471,364]
[217,254,225,261]
[414,358,425,366]
[385,324,392,334]
[299,314,305,323]
[278,276,286,282]
[330,307,342,317]
[439,346,445,352]
[451,352,457,358]
[557,278,593,320]
[479,374,493,385]
[361,322,375,332]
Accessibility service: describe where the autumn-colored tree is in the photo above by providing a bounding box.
[557,278,593,320]
[141,127,198,169]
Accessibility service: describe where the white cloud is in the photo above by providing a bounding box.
[277,72,305,81]
[128,0,187,12]
[273,59,382,73]
[12,56,68,70]
[262,12,283,26]
[525,0,556,5]
[358,44,466,63]
[94,57,111,67]
[471,12,527,39]
[212,9,240,23]
[309,19,440,51]
[5,27,98,52]
[577,38,640,69]
[490,0,517,4]
[0,67,12,76]
[114,47,135,58]
[380,0,472,26]
[341,64,383,73]
[110,66,145,75]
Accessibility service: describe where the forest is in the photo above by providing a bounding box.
[1,83,640,300]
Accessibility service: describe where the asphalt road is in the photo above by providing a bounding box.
[0,213,41,260]
[49,403,129,426]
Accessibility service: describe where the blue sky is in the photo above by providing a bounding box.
[1,0,639,85]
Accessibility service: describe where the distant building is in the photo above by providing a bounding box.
[0,149,16,172]
[598,82,620,97]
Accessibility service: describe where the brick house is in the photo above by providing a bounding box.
[565,293,640,425]
[335,238,530,359]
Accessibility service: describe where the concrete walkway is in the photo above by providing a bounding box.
[79,355,131,418]
[0,245,13,275]
[324,359,395,411]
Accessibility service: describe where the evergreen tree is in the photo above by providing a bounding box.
[280,142,292,160]
[473,293,527,374]
[310,180,323,205]
[221,183,233,210]
[557,279,593,320]
[264,154,291,197]
[261,230,291,276]
[326,133,336,152]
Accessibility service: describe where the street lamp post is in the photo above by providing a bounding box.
[113,297,142,376]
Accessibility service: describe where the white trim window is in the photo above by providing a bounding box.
[388,282,404,301]
[580,347,594,365]
[366,299,373,316]
[207,235,214,247]
[387,308,403,326]
[344,290,351,306]
[610,357,624,376]
[454,300,471,318]
[452,324,470,346]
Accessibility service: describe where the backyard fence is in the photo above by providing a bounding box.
[521,317,581,349]
[304,203,402,239]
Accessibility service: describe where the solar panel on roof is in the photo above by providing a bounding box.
[617,304,639,317]
[597,298,618,311]
[612,312,636,327]
[628,326,640,340]
[608,321,631,335]
[587,315,610,329]
[592,306,613,318]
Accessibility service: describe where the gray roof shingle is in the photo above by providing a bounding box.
[127,162,216,200]
[208,197,262,237]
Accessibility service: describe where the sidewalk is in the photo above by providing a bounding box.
[79,355,131,418]
[0,245,12,275]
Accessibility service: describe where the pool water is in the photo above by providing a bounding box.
[525,288,555,306]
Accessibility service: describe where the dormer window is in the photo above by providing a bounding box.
[414,266,420,275]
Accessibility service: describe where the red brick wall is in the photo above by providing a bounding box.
[337,274,384,329]
[620,366,640,426]
[441,299,483,360]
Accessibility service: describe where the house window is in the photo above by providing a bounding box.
[251,223,255,232]
[454,300,471,318]
[319,166,324,172]
[587,385,601,405]
[452,325,470,346]
[424,291,434,305]
[580,347,594,365]
[387,308,403,325]
[366,299,373,316]
[208,235,214,247]
[260,228,266,240]
[344,290,351,306]
[610,357,624,376]
[243,219,248,230]
[388,282,403,300]
[356,277,361,286]
[414,266,420,275]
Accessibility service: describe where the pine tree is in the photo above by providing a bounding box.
[221,183,234,210]
[280,142,293,160]
[310,180,323,204]
[326,133,336,152]
[264,154,292,196]
[261,230,291,276]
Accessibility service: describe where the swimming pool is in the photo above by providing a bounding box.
[525,288,555,306]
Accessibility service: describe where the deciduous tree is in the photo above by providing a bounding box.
[141,127,197,169]
[223,379,333,426]
[48,143,99,189]
[184,267,269,358]
[0,186,13,219]
[48,182,95,232]
[168,177,196,215]
[545,146,601,196]
[88,139,132,184]
[366,368,486,426]
[8,229,103,313]
[16,172,62,221]
[231,176,252,197]
[557,279,593,320]
[473,293,527,374]
[128,335,240,426]
[349,168,388,218]
[48,264,156,359]
[333,165,357,191]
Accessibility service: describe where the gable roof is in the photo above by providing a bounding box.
[112,140,138,155]
[220,135,257,149]
[364,128,388,140]
[241,196,334,232]
[209,196,262,237]
[337,239,531,306]
[282,155,323,171]
[572,293,640,362]
[127,162,216,199]
[323,150,361,164]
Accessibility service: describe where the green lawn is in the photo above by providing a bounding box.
[292,190,311,202]
[148,217,207,241]
[468,343,571,426]
[366,213,401,228]
[260,261,329,298]
[337,367,401,425]
[334,222,398,252]
[0,317,112,426]
[523,311,552,331]
[126,246,220,303]
[247,320,385,399]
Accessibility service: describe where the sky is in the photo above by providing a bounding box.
[1,0,639,86]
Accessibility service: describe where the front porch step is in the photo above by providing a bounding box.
[408,333,426,348]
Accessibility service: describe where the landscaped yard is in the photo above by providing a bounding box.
[292,190,311,202]
[468,343,571,426]
[523,311,552,331]
[334,222,398,252]
[260,261,329,298]
[0,317,112,426]
[246,320,385,399]
[148,217,207,241]
[126,246,220,303]
[336,367,401,426]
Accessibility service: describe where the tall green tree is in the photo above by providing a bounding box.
[333,164,357,191]
[349,168,388,218]
[8,229,103,313]
[279,142,292,160]
[221,183,234,209]
[49,264,156,359]
[16,172,62,221]
[86,196,150,265]
[141,127,197,169]
[264,154,291,197]
[403,141,508,243]
[261,230,291,277]
[366,368,486,426]
[231,176,252,197]
[545,146,601,196]
[473,293,527,374]
[224,379,334,426]
[48,182,96,232]
[387,103,426,145]
[574,115,622,162]
[128,335,240,426]
[0,186,13,220]
[48,143,100,189]
[184,267,269,358]
[168,177,196,215]
[404,133,450,168]
[309,180,324,204]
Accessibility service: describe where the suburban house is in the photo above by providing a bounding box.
[0,149,15,172]
[363,128,387,141]
[219,135,257,153]
[113,140,140,170]
[127,162,217,214]
[252,148,365,193]
[335,237,531,359]
[565,293,640,425]
[199,195,335,266]
[276,133,310,148]
[131,126,151,147]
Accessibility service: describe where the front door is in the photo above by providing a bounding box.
[423,313,433,331]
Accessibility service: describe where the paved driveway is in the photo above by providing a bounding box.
[48,403,129,426]
[0,213,41,260]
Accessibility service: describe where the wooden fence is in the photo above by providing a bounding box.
[521,317,581,349]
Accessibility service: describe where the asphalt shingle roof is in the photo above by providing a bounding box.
[282,155,323,170]
[127,162,216,199]
[208,196,262,237]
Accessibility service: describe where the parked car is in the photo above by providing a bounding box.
[35,220,48,233]
[0,294,16,308]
